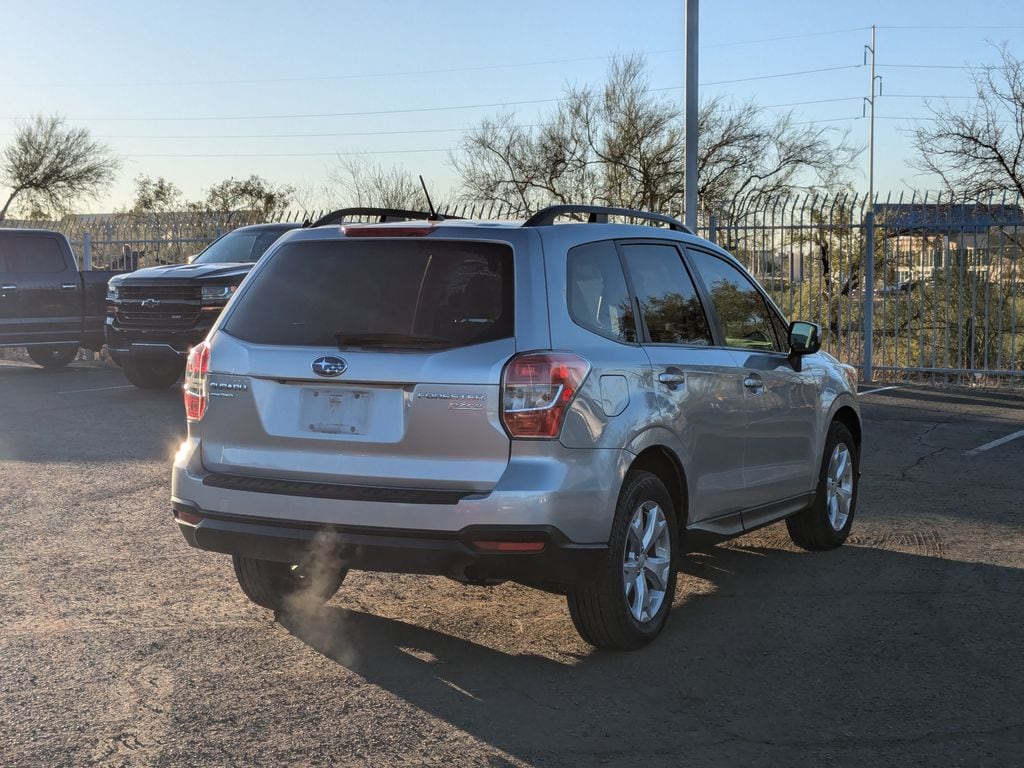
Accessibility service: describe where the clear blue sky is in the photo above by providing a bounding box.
[1,0,1022,212]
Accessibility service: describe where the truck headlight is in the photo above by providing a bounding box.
[201,285,236,302]
[106,284,120,301]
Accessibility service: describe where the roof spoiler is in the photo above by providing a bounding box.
[308,207,462,228]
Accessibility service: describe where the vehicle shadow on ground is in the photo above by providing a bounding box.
[280,542,1024,766]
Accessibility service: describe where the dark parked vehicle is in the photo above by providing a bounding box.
[0,228,117,368]
[105,223,302,389]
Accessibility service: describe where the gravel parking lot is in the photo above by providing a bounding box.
[0,360,1022,767]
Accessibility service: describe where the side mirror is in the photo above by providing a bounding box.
[788,321,821,356]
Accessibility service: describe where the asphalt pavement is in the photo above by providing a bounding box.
[0,359,1022,767]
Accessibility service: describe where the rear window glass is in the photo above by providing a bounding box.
[224,239,514,349]
[192,226,291,264]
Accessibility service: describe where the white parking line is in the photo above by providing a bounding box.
[964,428,1024,456]
[58,384,135,395]
[859,385,901,396]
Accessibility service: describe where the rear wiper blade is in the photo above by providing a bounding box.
[334,332,452,349]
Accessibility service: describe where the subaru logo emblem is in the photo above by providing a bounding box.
[312,356,347,377]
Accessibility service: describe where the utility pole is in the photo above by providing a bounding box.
[862,25,881,384]
[684,0,698,230]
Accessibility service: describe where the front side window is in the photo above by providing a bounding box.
[224,239,513,349]
[688,249,783,352]
[620,243,711,346]
[567,241,636,343]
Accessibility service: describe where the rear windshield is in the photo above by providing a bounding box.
[192,226,292,265]
[223,239,514,349]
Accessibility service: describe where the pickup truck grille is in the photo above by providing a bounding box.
[121,285,201,301]
[116,307,202,329]
[115,284,203,329]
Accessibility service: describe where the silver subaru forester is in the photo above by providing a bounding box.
[172,205,861,650]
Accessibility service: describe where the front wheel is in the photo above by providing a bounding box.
[567,471,679,651]
[232,555,347,613]
[786,421,859,550]
[121,357,184,389]
[27,345,78,368]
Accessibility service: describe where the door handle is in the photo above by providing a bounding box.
[743,374,765,392]
[0,285,16,291]
[658,370,686,390]
[61,283,77,290]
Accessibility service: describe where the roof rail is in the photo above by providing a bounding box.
[308,207,461,228]
[522,205,692,233]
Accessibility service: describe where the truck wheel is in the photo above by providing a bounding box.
[566,470,679,650]
[121,358,184,389]
[27,346,78,368]
[232,555,347,613]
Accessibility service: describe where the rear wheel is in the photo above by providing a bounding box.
[232,555,347,613]
[121,357,184,389]
[27,345,78,369]
[567,471,679,650]
[786,421,859,550]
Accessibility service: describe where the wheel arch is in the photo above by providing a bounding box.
[830,402,862,455]
[626,445,689,531]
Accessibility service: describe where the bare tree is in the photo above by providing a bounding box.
[0,115,119,221]
[202,174,295,219]
[911,45,1024,200]
[328,157,429,210]
[452,55,858,219]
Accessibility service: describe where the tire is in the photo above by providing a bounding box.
[27,345,78,369]
[786,421,859,551]
[567,471,679,651]
[121,357,184,389]
[232,555,347,613]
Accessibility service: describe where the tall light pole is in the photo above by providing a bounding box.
[865,24,879,206]
[684,0,698,230]
[862,24,881,384]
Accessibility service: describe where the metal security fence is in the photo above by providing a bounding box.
[701,194,1024,387]
[3,196,1022,386]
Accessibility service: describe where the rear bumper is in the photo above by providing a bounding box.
[173,501,608,591]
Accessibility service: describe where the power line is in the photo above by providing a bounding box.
[703,26,869,48]
[0,97,565,123]
[0,26,879,89]
[701,63,862,86]
[877,63,973,70]
[876,25,1024,30]
[3,62,863,124]
[0,50,683,89]
[121,148,454,158]
[883,94,979,99]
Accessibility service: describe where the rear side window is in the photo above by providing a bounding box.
[687,249,783,352]
[0,236,68,273]
[620,243,711,345]
[567,241,636,343]
[224,239,513,349]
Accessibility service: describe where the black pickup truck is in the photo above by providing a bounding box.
[105,222,302,388]
[0,228,116,368]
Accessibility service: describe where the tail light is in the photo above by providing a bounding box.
[183,341,210,421]
[501,352,590,438]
